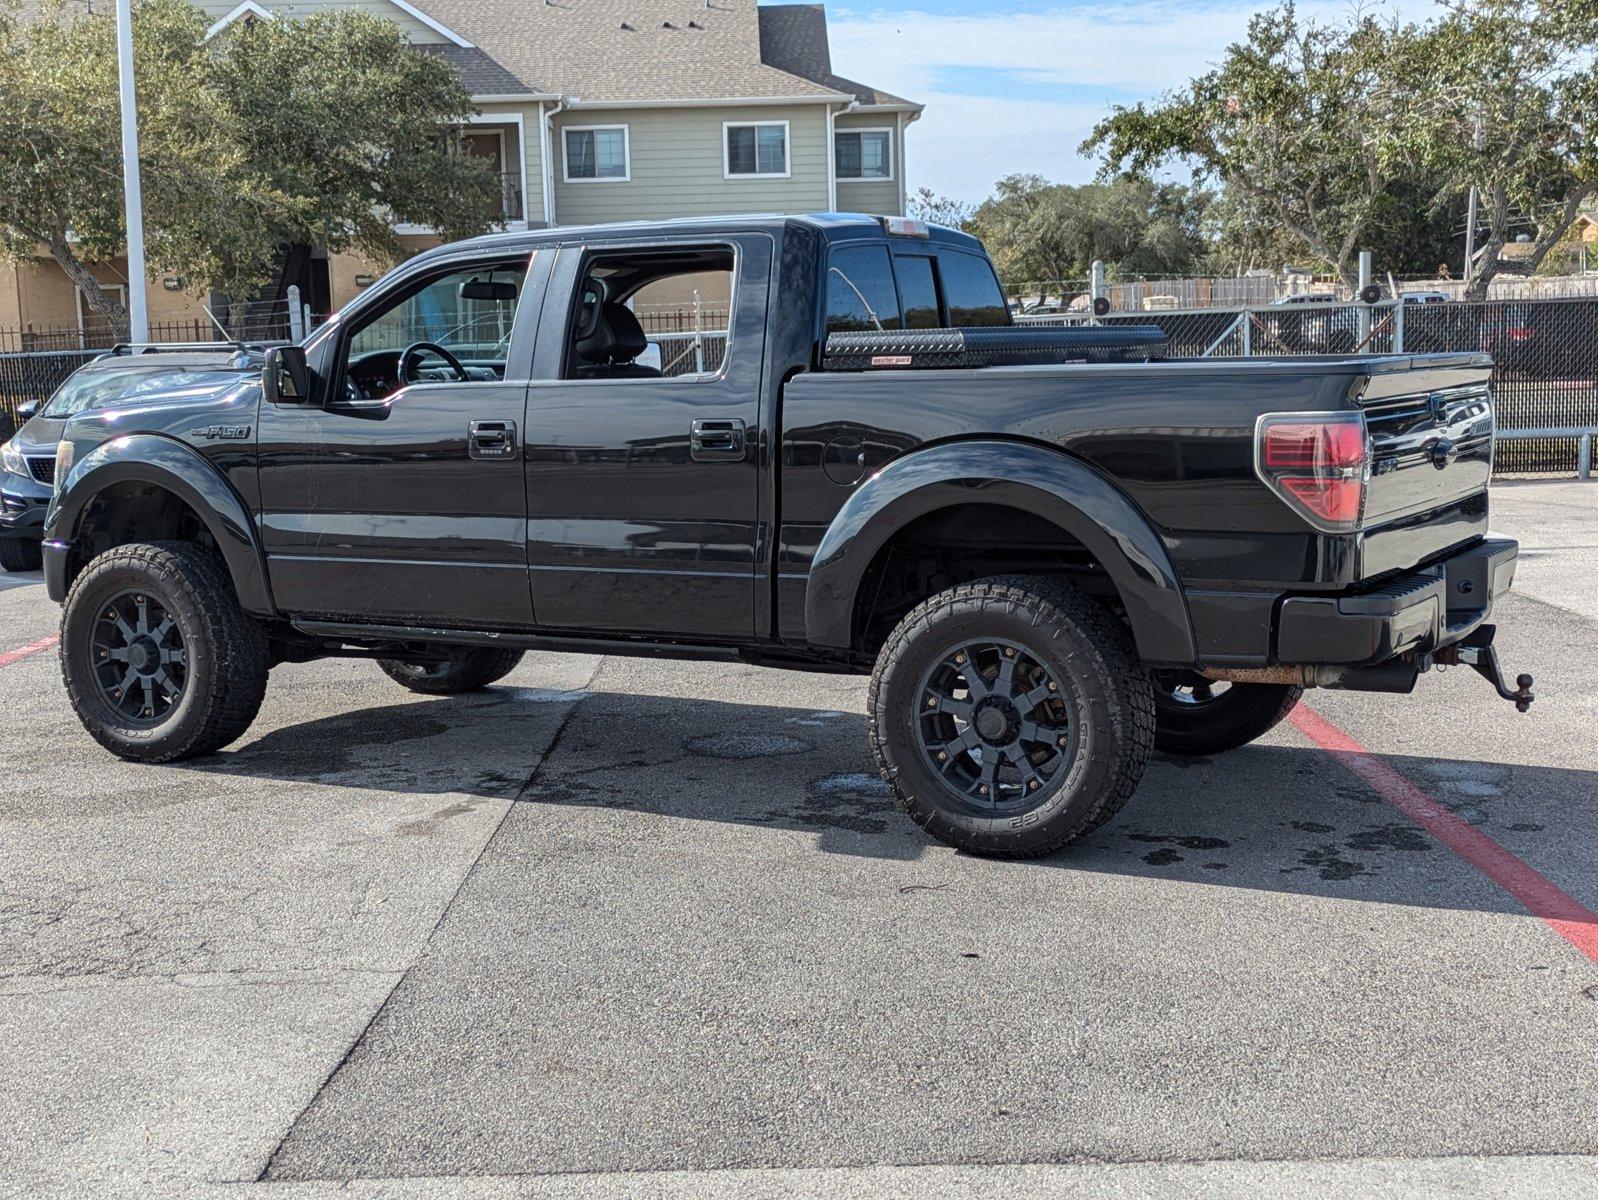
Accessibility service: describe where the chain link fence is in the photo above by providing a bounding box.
[1018,297,1598,476]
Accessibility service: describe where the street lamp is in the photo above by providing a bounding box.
[114,0,149,344]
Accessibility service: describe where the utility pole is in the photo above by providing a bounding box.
[1463,186,1479,285]
[114,0,149,344]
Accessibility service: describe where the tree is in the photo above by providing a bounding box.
[907,188,975,230]
[1081,3,1407,289]
[1402,0,1598,298]
[966,174,1211,290]
[0,0,499,340]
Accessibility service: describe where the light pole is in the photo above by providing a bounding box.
[114,0,149,344]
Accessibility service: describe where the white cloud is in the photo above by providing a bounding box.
[829,0,1430,201]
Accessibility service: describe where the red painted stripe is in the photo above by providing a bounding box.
[0,634,58,668]
[1290,704,1598,965]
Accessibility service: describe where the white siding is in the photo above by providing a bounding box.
[833,113,903,217]
[551,105,831,226]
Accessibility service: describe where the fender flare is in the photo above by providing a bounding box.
[46,434,275,616]
[804,439,1195,664]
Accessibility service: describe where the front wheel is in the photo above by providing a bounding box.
[60,542,270,762]
[1151,672,1302,755]
[869,576,1155,859]
[0,537,42,572]
[377,648,525,695]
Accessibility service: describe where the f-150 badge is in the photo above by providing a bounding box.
[191,425,252,441]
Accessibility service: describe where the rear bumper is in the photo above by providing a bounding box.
[1276,537,1518,665]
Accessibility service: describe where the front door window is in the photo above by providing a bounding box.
[342,260,525,401]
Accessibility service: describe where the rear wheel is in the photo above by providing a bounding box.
[60,541,269,762]
[869,575,1154,859]
[377,648,525,695]
[1151,671,1302,755]
[0,538,42,572]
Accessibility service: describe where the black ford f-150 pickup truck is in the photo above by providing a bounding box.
[40,214,1532,857]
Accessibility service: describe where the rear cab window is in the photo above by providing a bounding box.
[823,236,1010,336]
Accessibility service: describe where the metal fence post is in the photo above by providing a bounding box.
[287,286,304,342]
[1393,297,1405,354]
[1241,309,1252,357]
[1580,433,1593,482]
[1090,261,1105,324]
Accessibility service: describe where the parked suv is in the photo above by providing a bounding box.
[2,348,264,571]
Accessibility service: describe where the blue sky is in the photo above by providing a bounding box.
[823,0,1430,204]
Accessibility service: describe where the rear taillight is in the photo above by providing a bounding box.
[1254,412,1368,532]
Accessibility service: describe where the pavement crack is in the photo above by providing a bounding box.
[253,661,601,1183]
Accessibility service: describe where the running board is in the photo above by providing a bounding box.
[290,620,744,665]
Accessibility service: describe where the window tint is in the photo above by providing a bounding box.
[726,123,788,176]
[893,255,941,328]
[835,130,891,180]
[564,247,735,381]
[825,244,902,334]
[938,250,1009,327]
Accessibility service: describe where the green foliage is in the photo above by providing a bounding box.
[967,174,1213,287]
[906,188,976,231]
[1080,0,1597,294]
[1399,0,1598,296]
[1082,3,1405,287]
[0,0,498,337]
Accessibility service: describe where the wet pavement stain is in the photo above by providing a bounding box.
[765,773,895,834]
[1345,824,1432,853]
[684,733,815,760]
[1142,848,1185,866]
[1128,833,1232,851]
[1296,844,1370,881]
[1510,823,1546,832]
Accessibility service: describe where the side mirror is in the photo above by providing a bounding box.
[15,400,39,422]
[262,345,314,405]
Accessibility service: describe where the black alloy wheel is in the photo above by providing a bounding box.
[89,590,189,725]
[914,637,1078,813]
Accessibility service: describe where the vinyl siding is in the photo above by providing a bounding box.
[195,0,450,44]
[833,113,903,217]
[552,105,831,226]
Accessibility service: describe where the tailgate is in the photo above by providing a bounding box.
[1358,357,1494,578]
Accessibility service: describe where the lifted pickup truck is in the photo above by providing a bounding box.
[42,214,1532,857]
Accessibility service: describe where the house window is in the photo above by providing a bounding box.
[724,122,789,178]
[564,126,629,182]
[835,129,892,181]
[76,283,127,341]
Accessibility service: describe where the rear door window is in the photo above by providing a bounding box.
[937,250,1009,327]
[893,255,941,329]
[825,244,902,334]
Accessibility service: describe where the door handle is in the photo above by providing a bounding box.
[468,419,517,460]
[690,418,746,462]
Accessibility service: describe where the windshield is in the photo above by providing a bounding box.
[42,364,243,418]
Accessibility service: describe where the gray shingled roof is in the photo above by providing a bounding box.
[414,44,535,95]
[757,4,918,108]
[419,0,852,102]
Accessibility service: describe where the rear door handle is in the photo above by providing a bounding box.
[468,419,517,460]
[690,418,746,462]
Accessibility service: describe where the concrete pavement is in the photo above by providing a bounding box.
[1,481,1594,1199]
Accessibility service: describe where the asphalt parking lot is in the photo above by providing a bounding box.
[1,481,1595,1200]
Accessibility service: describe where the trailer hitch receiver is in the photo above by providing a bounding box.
[1436,625,1535,713]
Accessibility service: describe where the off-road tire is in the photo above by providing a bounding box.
[0,537,42,572]
[869,575,1155,859]
[377,648,525,695]
[1151,675,1302,756]
[61,541,269,762]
